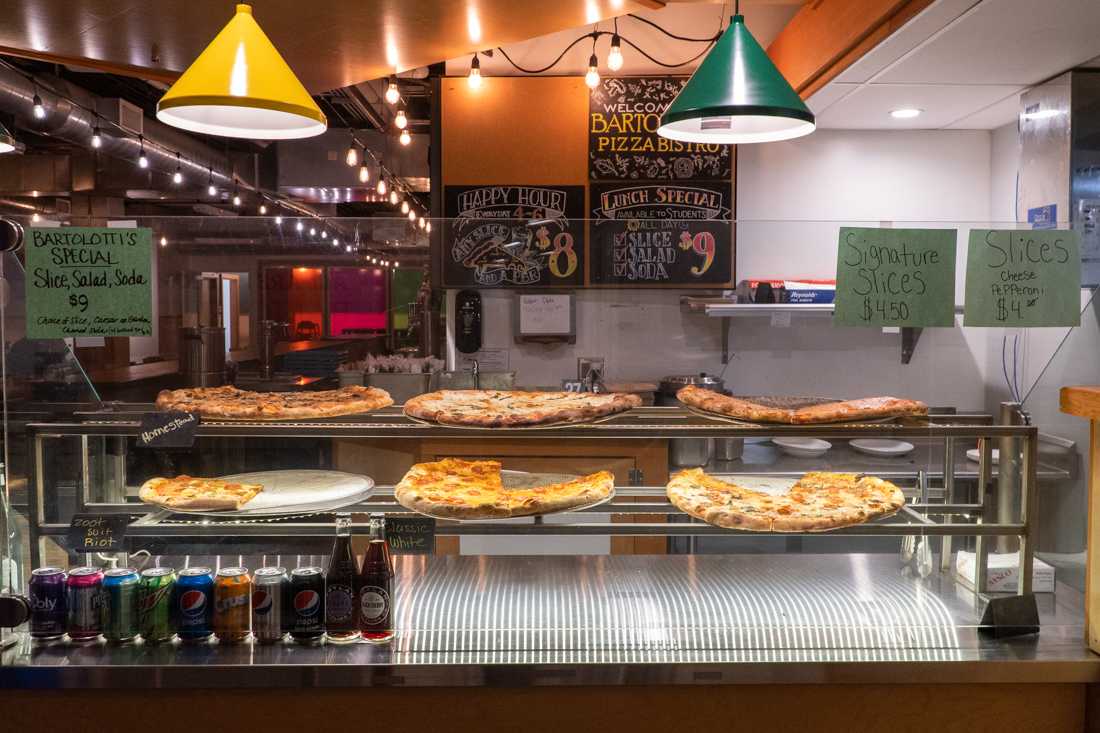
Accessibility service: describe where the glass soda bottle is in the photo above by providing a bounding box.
[357,514,394,643]
[325,514,360,643]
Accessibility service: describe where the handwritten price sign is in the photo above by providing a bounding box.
[833,227,957,328]
[963,229,1081,327]
[26,227,153,339]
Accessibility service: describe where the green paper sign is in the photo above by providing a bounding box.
[834,227,957,327]
[25,227,153,338]
[963,229,1081,326]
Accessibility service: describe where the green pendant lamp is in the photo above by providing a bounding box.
[658,9,814,145]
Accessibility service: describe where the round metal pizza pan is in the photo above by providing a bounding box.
[398,470,616,522]
[685,404,898,427]
[402,412,620,430]
[148,469,374,517]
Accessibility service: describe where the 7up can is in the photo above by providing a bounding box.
[138,567,177,643]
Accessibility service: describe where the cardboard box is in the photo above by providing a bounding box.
[955,551,1055,593]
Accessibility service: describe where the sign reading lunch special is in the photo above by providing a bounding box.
[834,227,957,327]
[26,227,152,338]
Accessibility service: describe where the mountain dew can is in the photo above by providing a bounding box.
[138,567,177,643]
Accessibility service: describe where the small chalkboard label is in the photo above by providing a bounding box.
[386,515,435,555]
[138,411,200,448]
[67,513,130,552]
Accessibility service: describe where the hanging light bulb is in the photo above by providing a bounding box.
[91,123,102,149]
[296,220,304,232]
[607,34,624,72]
[172,153,184,184]
[584,53,600,89]
[31,211,40,223]
[345,134,358,167]
[275,215,283,225]
[467,54,482,89]
[408,208,416,221]
[399,128,411,146]
[418,216,425,229]
[394,260,399,267]
[346,245,353,253]
[389,190,398,206]
[358,162,370,183]
[394,108,408,130]
[376,177,387,196]
[160,235,168,247]
[309,226,316,236]
[259,203,267,215]
[207,167,216,196]
[401,200,410,214]
[321,229,328,239]
[333,238,339,246]
[137,135,149,168]
[32,90,45,120]
[232,180,241,206]
[385,78,400,105]
[426,221,432,233]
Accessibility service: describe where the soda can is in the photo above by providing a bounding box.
[65,566,104,642]
[28,567,67,640]
[214,567,251,644]
[251,567,289,644]
[289,567,325,644]
[102,568,141,643]
[138,567,177,643]
[172,566,214,643]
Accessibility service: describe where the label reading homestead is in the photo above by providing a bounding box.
[26,227,152,338]
[834,227,957,327]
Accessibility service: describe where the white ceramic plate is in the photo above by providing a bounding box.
[154,469,374,517]
[849,439,915,457]
[772,437,832,458]
[966,448,1000,464]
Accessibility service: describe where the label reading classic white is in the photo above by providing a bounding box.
[359,586,389,623]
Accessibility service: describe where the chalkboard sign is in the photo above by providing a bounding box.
[834,227,957,327]
[26,227,153,338]
[588,181,732,285]
[138,411,200,448]
[386,515,435,555]
[67,513,130,552]
[443,185,585,288]
[964,229,1081,326]
[589,77,731,180]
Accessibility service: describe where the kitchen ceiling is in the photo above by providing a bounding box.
[0,0,655,92]
[810,0,1100,130]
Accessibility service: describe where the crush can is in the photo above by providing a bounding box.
[172,566,214,642]
[214,567,251,643]
[138,567,177,643]
[289,567,325,644]
[28,567,67,640]
[65,566,104,642]
[102,568,140,643]
[251,567,289,644]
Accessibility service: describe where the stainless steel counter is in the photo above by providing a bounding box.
[2,554,1097,688]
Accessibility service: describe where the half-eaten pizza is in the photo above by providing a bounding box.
[404,389,642,428]
[139,475,265,511]
[677,385,927,424]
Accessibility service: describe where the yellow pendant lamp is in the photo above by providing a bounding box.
[157,4,326,139]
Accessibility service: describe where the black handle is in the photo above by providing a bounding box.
[0,593,31,627]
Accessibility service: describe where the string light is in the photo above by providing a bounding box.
[468,54,482,89]
[31,211,40,222]
[91,123,102,149]
[232,180,241,206]
[399,128,411,146]
[309,226,317,237]
[585,53,600,89]
[401,200,410,214]
[358,162,370,183]
[296,220,304,232]
[389,190,398,205]
[321,230,328,239]
[426,221,432,233]
[394,108,408,130]
[172,153,183,184]
[345,133,359,167]
[32,89,44,119]
[259,203,267,215]
[275,215,283,225]
[385,78,400,105]
[207,167,216,196]
[394,260,399,267]
[607,34,624,71]
[346,245,353,253]
[418,216,425,229]
[137,135,149,168]
[407,208,416,221]
[160,235,167,247]
[377,177,387,196]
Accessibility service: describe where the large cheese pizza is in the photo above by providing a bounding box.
[155,384,393,420]
[139,475,264,511]
[677,385,927,424]
[404,389,642,427]
[667,469,905,532]
[396,459,614,520]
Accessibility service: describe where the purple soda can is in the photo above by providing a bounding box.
[65,566,105,641]
[28,567,67,640]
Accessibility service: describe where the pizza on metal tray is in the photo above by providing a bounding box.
[667,469,905,532]
[139,475,264,511]
[154,384,393,420]
[403,389,642,427]
[396,458,614,520]
[676,385,927,424]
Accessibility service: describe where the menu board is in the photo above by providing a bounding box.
[26,227,152,338]
[588,181,732,285]
[589,77,731,180]
[963,229,1081,326]
[442,185,585,288]
[833,227,957,327]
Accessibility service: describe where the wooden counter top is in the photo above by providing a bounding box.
[1060,386,1100,419]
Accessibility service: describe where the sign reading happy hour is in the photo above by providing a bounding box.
[26,227,152,338]
[963,229,1081,326]
[833,227,957,327]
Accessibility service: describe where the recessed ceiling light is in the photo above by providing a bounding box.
[890,108,923,119]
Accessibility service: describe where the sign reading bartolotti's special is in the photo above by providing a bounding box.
[589,77,731,180]
[443,185,585,288]
[26,227,153,338]
[588,181,733,285]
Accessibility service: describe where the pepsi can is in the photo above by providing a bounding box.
[65,566,104,642]
[28,567,67,640]
[102,568,140,643]
[252,567,289,644]
[289,567,325,643]
[172,566,214,643]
